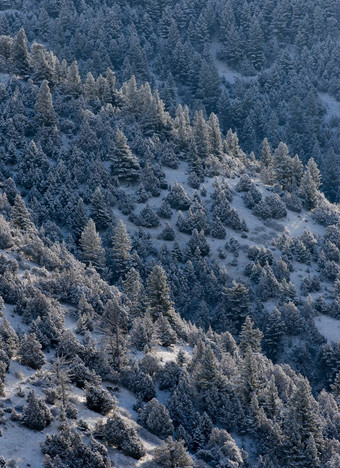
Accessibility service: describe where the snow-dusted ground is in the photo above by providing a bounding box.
[314,315,340,343]
[210,41,256,84]
[319,92,340,120]
[0,73,10,84]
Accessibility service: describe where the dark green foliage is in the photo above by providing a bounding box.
[23,390,52,430]
[153,437,194,467]
[167,183,191,210]
[19,333,46,369]
[146,265,174,319]
[111,129,140,181]
[102,415,145,459]
[85,382,116,415]
[137,398,174,438]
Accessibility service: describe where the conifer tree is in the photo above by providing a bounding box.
[90,187,111,230]
[138,398,174,438]
[273,142,294,190]
[19,333,46,369]
[12,28,30,75]
[23,390,52,430]
[0,317,19,359]
[146,265,174,320]
[263,308,285,361]
[211,216,226,239]
[156,315,177,347]
[323,149,339,202]
[112,220,131,279]
[83,72,96,99]
[239,316,263,354]
[72,198,88,242]
[283,379,324,466]
[167,183,191,210]
[306,157,321,190]
[207,113,223,157]
[153,437,194,468]
[194,346,220,391]
[123,267,144,316]
[36,80,56,125]
[238,346,261,405]
[11,194,35,232]
[65,60,82,96]
[300,169,318,210]
[100,298,128,371]
[261,138,272,168]
[193,110,210,159]
[80,219,106,270]
[223,282,250,330]
[111,128,140,180]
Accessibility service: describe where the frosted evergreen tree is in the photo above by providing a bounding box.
[90,187,111,230]
[85,380,116,415]
[167,183,191,210]
[239,316,263,354]
[157,200,172,219]
[72,198,88,242]
[193,111,210,160]
[76,293,94,334]
[111,128,140,180]
[103,415,146,459]
[194,346,220,391]
[283,379,324,466]
[261,138,272,168]
[112,220,131,279]
[211,216,226,239]
[207,113,223,157]
[187,229,210,256]
[12,28,30,75]
[223,282,250,330]
[19,333,46,369]
[153,437,194,468]
[11,194,35,232]
[155,315,177,347]
[323,149,339,202]
[100,297,128,371]
[80,219,106,270]
[300,169,319,209]
[130,313,154,350]
[264,308,285,361]
[158,222,176,241]
[65,60,82,96]
[138,398,174,438]
[146,265,174,320]
[23,390,52,430]
[273,142,294,190]
[36,80,56,125]
[0,317,19,359]
[83,72,96,100]
[123,267,144,316]
[137,204,160,227]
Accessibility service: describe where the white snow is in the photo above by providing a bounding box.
[210,41,256,84]
[0,73,10,84]
[319,92,340,120]
[314,315,340,343]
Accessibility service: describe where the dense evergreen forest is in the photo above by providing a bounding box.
[0,1,339,467]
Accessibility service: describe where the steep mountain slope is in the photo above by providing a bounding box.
[0,0,339,197]
[0,29,339,468]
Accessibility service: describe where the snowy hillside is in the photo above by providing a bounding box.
[0,5,339,466]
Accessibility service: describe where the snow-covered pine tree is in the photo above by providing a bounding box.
[111,128,140,180]
[80,219,106,270]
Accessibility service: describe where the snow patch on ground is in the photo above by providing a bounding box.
[319,92,340,119]
[210,41,256,84]
[314,315,340,343]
